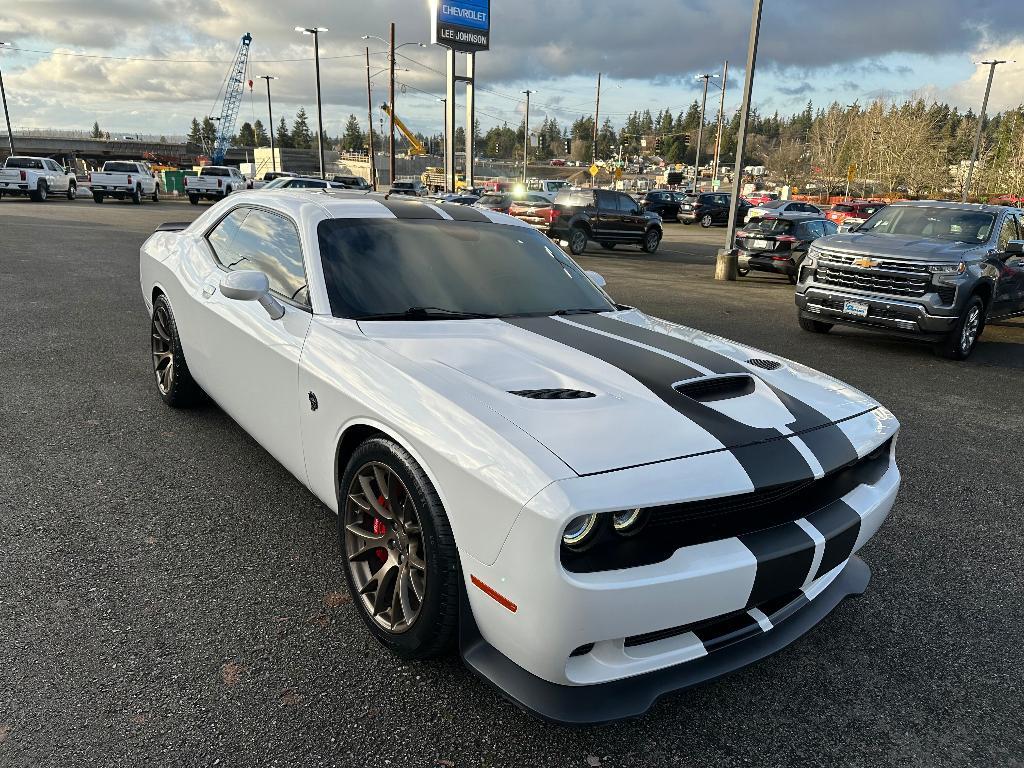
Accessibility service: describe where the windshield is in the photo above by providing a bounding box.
[102,161,140,173]
[5,157,44,169]
[200,167,231,177]
[262,177,290,188]
[317,219,615,320]
[858,206,995,243]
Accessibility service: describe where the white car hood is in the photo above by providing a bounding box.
[358,310,880,477]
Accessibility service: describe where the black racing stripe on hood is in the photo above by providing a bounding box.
[439,203,492,222]
[503,316,814,489]
[562,312,860,472]
[374,198,444,219]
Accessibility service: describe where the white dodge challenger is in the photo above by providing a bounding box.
[140,190,900,723]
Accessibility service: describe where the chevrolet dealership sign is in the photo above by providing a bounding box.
[431,0,490,52]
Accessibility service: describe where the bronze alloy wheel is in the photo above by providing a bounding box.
[344,462,427,633]
[151,304,174,395]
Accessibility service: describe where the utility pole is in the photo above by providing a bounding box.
[693,73,717,194]
[295,26,328,178]
[389,22,396,186]
[712,60,729,186]
[365,48,377,190]
[592,72,601,187]
[963,59,1009,202]
[259,75,277,173]
[719,0,764,280]
[0,42,15,156]
[437,97,447,192]
[522,89,532,183]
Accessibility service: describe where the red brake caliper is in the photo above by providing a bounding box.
[373,496,388,561]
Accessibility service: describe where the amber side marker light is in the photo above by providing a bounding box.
[471,575,518,613]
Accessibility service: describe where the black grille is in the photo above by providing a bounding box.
[814,264,930,298]
[509,388,596,400]
[746,358,782,370]
[935,285,956,304]
[561,437,892,573]
[675,374,754,402]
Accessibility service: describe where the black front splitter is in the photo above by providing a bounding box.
[459,556,871,725]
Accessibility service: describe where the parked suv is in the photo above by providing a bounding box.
[548,188,663,255]
[795,201,1024,359]
[680,192,750,227]
[638,189,683,222]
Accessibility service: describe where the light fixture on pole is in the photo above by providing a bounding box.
[295,26,328,179]
[962,59,1012,202]
[258,75,278,173]
[693,73,719,195]
[0,42,15,156]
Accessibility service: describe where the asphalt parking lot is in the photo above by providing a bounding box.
[2,196,1022,768]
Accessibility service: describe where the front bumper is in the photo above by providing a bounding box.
[459,409,899,719]
[797,287,959,335]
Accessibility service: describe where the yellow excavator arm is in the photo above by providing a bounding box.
[381,104,427,156]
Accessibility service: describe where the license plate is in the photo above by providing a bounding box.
[751,239,770,249]
[93,185,106,190]
[843,300,869,317]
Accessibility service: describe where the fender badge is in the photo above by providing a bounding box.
[308,392,318,412]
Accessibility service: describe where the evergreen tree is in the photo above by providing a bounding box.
[276,116,293,149]
[90,121,102,139]
[187,118,203,146]
[253,119,269,147]
[291,107,313,149]
[200,117,217,150]
[236,121,257,147]
[341,114,365,151]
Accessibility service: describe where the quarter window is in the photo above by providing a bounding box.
[997,216,1019,250]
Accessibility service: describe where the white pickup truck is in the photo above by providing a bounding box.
[89,160,160,204]
[183,166,245,205]
[0,156,77,202]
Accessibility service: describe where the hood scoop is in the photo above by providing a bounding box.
[509,388,596,400]
[674,374,755,403]
[746,358,783,371]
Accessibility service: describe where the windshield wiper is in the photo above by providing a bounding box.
[551,307,608,316]
[355,306,503,321]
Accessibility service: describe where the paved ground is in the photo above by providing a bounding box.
[1,196,1022,768]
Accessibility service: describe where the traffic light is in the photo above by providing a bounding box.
[683,134,691,147]
[565,138,572,154]
[654,136,663,152]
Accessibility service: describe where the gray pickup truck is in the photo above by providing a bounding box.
[795,200,1024,359]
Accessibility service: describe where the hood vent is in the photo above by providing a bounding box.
[675,374,755,402]
[746,358,782,371]
[509,388,596,400]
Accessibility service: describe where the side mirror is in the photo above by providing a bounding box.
[219,270,285,320]
[585,270,607,288]
[1005,240,1024,255]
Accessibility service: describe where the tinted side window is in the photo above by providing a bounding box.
[596,190,618,212]
[997,216,1020,250]
[207,208,251,267]
[230,209,308,304]
[616,194,639,214]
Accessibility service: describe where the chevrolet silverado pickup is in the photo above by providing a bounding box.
[0,156,77,202]
[183,166,244,205]
[90,161,160,204]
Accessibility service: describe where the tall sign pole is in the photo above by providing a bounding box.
[431,0,489,192]
[718,0,763,281]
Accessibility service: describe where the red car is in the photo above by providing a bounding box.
[744,191,779,206]
[826,200,886,230]
[549,159,567,167]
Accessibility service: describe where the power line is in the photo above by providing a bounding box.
[0,45,384,64]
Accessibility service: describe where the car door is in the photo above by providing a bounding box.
[198,206,314,481]
[42,159,64,192]
[992,214,1024,316]
[595,190,622,240]
[616,192,645,238]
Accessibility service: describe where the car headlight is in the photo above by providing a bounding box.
[562,514,600,549]
[803,247,820,268]
[612,508,646,536]
[928,262,966,275]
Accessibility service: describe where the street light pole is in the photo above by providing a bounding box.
[522,89,532,183]
[962,59,1009,202]
[720,0,764,279]
[437,97,447,192]
[365,48,377,190]
[0,42,15,156]
[693,73,717,194]
[592,72,601,187]
[259,75,277,173]
[389,22,396,186]
[295,26,328,179]
[712,60,729,186]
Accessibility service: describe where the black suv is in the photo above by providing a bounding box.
[639,189,684,222]
[331,175,371,190]
[549,188,663,255]
[680,192,750,227]
[795,201,1024,359]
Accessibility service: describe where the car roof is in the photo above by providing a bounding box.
[216,189,533,228]
[884,199,1019,214]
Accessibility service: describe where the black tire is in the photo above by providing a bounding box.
[131,185,142,205]
[787,273,798,285]
[66,183,76,200]
[93,192,104,204]
[737,267,749,277]
[568,227,588,255]
[188,194,199,206]
[936,295,985,360]
[700,213,713,228]
[641,228,661,253]
[798,315,833,333]
[338,437,459,660]
[600,242,616,250]
[150,294,203,407]
[30,182,47,202]
[152,185,159,203]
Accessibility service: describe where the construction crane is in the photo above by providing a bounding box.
[380,104,427,156]
[208,32,253,165]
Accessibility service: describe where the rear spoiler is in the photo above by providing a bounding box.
[154,221,191,233]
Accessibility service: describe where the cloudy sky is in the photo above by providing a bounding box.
[1,0,1023,140]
